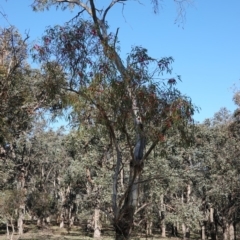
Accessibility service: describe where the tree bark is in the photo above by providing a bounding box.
[18,211,24,235]
[182,223,186,240]
[201,224,206,240]
[145,204,152,236]
[172,223,178,237]
[185,226,190,240]
[10,218,14,240]
[93,208,101,239]
[6,222,9,239]
[59,213,64,228]
[223,221,229,240]
[229,223,234,240]
[115,204,135,240]
[146,219,152,236]
[209,208,217,240]
[160,194,166,238]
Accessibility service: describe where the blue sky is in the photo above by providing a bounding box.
[1,0,240,124]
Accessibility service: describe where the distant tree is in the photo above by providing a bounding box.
[0,26,53,237]
[186,108,240,240]
[0,27,45,144]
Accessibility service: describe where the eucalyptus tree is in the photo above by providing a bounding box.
[137,127,204,238]
[0,121,72,232]
[20,127,72,226]
[64,126,114,237]
[0,27,47,145]
[0,26,52,237]
[30,1,195,239]
[184,108,240,240]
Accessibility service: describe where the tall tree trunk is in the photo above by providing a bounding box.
[86,168,102,238]
[160,194,166,238]
[201,224,206,240]
[88,2,156,239]
[6,222,9,239]
[184,184,191,240]
[146,219,152,236]
[172,222,178,237]
[223,220,229,240]
[182,223,186,240]
[93,208,101,239]
[209,208,217,240]
[59,218,64,228]
[233,221,237,240]
[229,223,234,240]
[185,226,190,240]
[114,110,145,239]
[145,203,152,236]
[9,218,15,240]
[186,183,191,204]
[18,209,24,235]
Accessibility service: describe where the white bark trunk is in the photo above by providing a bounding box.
[129,173,140,207]
[201,225,205,240]
[146,219,152,236]
[210,208,214,223]
[182,223,186,240]
[93,208,101,238]
[10,218,14,240]
[186,183,191,203]
[160,194,166,237]
[18,214,23,235]
[223,222,229,240]
[229,223,234,240]
[6,222,9,239]
[120,168,124,189]
[60,219,64,228]
[161,224,166,238]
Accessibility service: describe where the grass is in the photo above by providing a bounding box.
[0,223,180,240]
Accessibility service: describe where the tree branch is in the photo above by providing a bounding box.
[143,139,159,160]
[134,202,149,214]
[102,0,126,23]
[56,0,92,15]
[89,0,103,40]
[67,9,86,23]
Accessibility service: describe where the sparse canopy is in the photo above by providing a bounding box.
[29,0,195,239]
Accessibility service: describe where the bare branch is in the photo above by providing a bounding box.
[174,0,193,25]
[151,0,159,14]
[113,27,119,49]
[67,9,86,23]
[102,0,126,23]
[143,139,159,160]
[0,10,12,26]
[56,0,92,15]
[134,202,149,214]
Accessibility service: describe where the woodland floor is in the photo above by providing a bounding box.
[0,224,181,240]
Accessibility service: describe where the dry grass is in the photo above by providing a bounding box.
[0,224,179,240]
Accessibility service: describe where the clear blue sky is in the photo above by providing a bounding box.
[1,0,240,124]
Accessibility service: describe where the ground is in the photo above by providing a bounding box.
[0,224,181,240]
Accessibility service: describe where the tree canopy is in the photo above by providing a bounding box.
[1,1,240,240]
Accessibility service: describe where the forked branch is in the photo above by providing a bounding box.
[102,0,127,23]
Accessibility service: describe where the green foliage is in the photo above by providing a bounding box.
[0,189,26,223]
[29,4,196,238]
[27,190,57,219]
